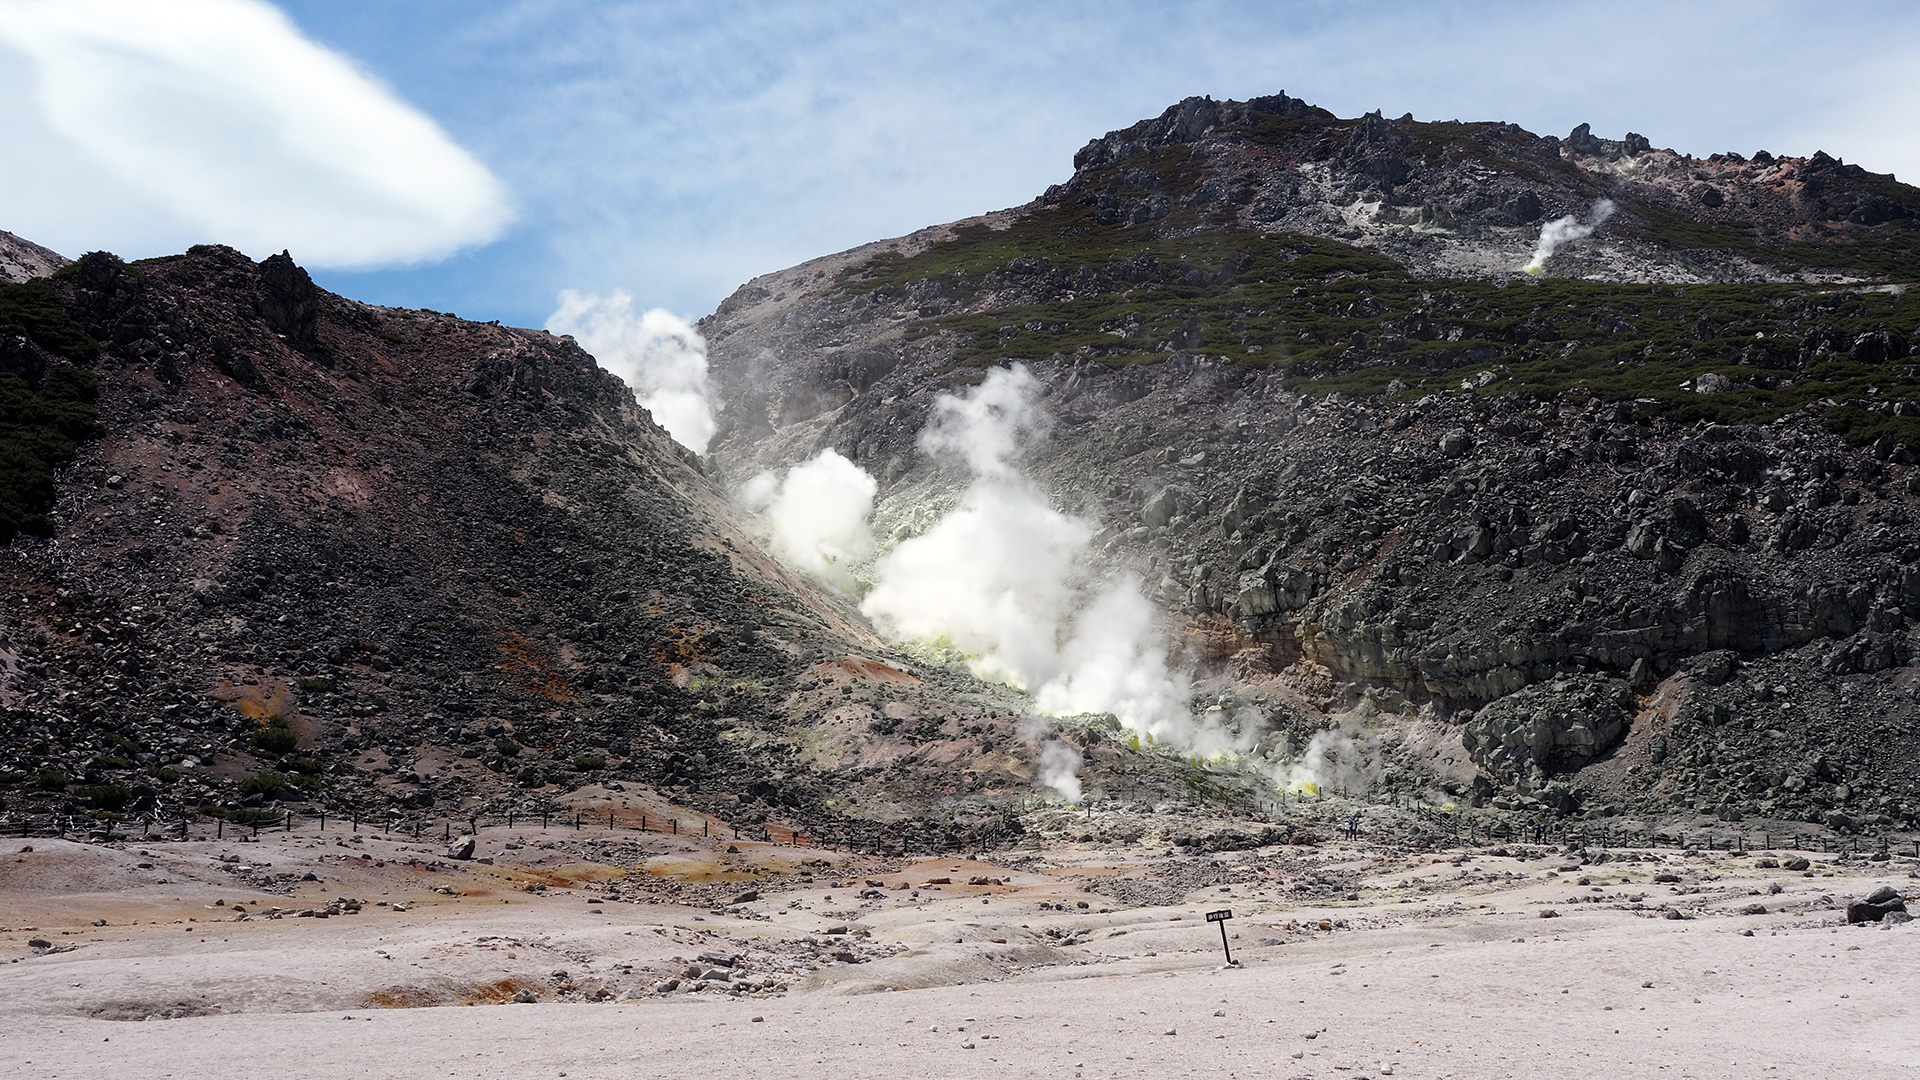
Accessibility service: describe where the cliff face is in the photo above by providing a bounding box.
[701,96,1920,827]
[0,246,1057,846]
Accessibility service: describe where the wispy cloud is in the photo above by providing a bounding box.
[300,0,1920,323]
[0,0,510,267]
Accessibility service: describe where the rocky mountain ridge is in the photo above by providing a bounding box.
[5,92,1919,843]
[700,94,1920,830]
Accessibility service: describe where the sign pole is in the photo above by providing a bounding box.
[1206,908,1235,966]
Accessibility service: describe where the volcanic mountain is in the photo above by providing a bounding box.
[699,95,1920,829]
[5,92,1920,841]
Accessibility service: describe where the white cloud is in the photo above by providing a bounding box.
[0,0,509,267]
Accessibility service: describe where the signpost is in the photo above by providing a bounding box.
[1206,908,1236,965]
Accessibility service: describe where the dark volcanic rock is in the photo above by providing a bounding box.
[1462,677,1633,791]
[1846,885,1906,924]
[0,245,1043,836]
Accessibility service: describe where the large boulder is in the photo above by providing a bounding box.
[1846,886,1907,924]
[1462,676,1635,791]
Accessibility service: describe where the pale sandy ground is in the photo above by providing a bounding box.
[1,819,1914,1080]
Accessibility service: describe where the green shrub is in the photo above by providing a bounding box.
[237,773,287,797]
[495,737,521,758]
[0,277,98,363]
[90,755,130,770]
[572,753,607,772]
[33,769,68,792]
[283,756,324,776]
[252,725,298,754]
[295,676,333,693]
[77,784,130,810]
[228,808,283,826]
[0,366,104,543]
[148,766,181,784]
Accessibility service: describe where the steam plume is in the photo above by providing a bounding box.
[741,449,876,592]
[1018,715,1085,803]
[861,367,1087,686]
[1277,721,1381,795]
[1521,198,1616,274]
[1033,577,1190,743]
[860,364,1212,802]
[1037,738,1085,803]
[846,364,1406,805]
[545,290,719,453]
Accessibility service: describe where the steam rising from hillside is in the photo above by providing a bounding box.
[1033,577,1191,743]
[856,364,1211,800]
[1521,198,1616,274]
[860,366,1089,687]
[756,364,1380,805]
[1279,726,1381,795]
[741,449,876,592]
[546,290,719,453]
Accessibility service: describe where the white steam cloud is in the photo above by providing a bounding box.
[1521,198,1616,274]
[546,290,719,454]
[742,448,876,592]
[859,364,1208,801]
[1037,738,1085,803]
[861,366,1089,687]
[0,0,510,267]
[1277,722,1382,796]
[806,363,1391,807]
[1034,578,1191,743]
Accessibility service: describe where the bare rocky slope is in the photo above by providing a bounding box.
[0,245,1098,848]
[701,95,1920,831]
[0,229,67,284]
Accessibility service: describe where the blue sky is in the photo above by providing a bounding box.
[4,1,1919,329]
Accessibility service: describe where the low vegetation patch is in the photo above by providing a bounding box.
[846,214,1920,446]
